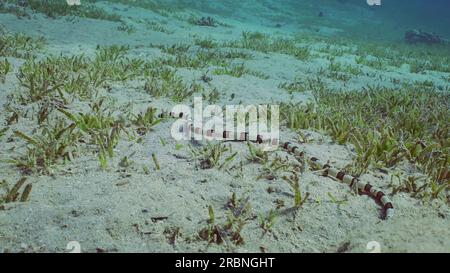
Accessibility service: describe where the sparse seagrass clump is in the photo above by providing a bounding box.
[190,16,218,27]
[225,31,311,61]
[0,27,46,58]
[130,107,161,136]
[189,142,237,170]
[199,194,251,248]
[11,121,81,174]
[195,38,217,49]
[143,20,174,34]
[144,67,197,102]
[58,99,129,170]
[0,178,32,207]
[282,173,310,210]
[117,21,136,34]
[0,58,11,83]
[151,153,160,171]
[259,209,277,235]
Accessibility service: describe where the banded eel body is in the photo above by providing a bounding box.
[283,142,394,220]
[163,111,395,220]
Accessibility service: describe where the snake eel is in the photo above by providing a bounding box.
[163,111,395,220]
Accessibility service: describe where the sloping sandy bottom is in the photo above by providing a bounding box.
[0,3,449,253]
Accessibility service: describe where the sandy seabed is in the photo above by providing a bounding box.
[0,1,449,253]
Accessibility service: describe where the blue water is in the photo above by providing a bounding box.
[167,0,450,42]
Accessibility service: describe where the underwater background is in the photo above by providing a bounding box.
[128,0,450,41]
[0,0,449,253]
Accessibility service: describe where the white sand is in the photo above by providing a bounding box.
[0,1,449,253]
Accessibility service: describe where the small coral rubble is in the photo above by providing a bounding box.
[194,16,217,27]
[405,29,443,45]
